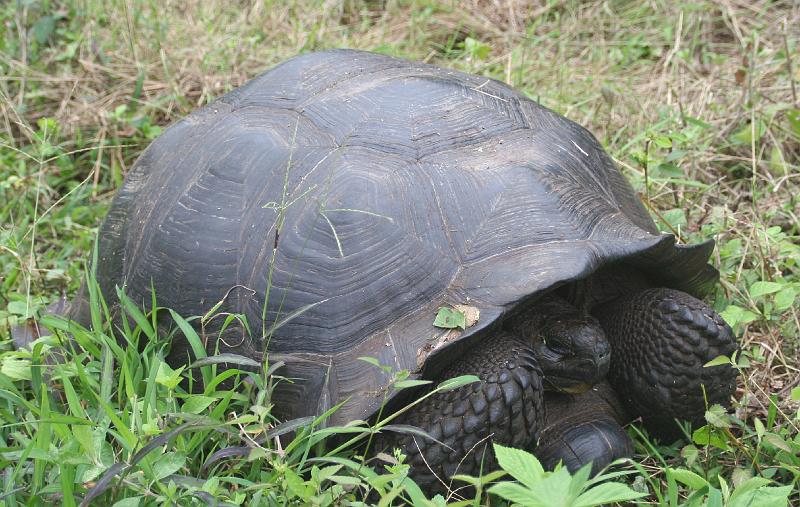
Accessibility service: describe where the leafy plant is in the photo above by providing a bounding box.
[486,444,645,506]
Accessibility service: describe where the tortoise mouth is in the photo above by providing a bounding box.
[543,377,594,394]
[536,348,611,392]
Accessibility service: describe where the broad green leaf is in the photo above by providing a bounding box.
[749,281,783,299]
[705,404,731,428]
[730,467,753,488]
[719,305,759,327]
[574,482,647,507]
[328,475,362,486]
[655,162,682,177]
[774,287,797,311]
[112,497,142,507]
[488,481,546,506]
[1,357,31,381]
[730,120,766,145]
[6,300,35,318]
[181,395,217,414]
[791,386,800,401]
[754,417,766,439]
[32,15,56,44]
[762,433,792,453]
[769,146,788,176]
[692,425,729,451]
[704,355,731,367]
[152,451,186,481]
[661,208,687,229]
[668,468,708,489]
[651,134,673,148]
[492,443,544,489]
[464,37,491,60]
[730,484,792,507]
[786,108,800,136]
[73,424,95,460]
[155,361,184,390]
[728,476,771,502]
[433,307,466,330]
[525,467,574,504]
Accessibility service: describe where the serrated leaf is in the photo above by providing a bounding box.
[488,481,545,506]
[749,281,783,299]
[575,482,647,507]
[433,307,466,330]
[492,443,544,489]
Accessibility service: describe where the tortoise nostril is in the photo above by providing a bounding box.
[594,340,611,361]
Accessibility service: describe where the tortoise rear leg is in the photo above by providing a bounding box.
[595,288,738,441]
[374,332,544,494]
[535,381,633,475]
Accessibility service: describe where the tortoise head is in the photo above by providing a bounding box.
[505,296,610,394]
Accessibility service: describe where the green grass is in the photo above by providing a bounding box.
[1,0,799,504]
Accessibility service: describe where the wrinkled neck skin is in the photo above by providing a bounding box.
[504,295,611,394]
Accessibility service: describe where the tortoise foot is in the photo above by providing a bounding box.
[535,383,633,475]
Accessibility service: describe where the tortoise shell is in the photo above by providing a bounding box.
[76,50,718,425]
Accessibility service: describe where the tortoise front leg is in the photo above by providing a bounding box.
[535,381,633,475]
[374,332,544,494]
[595,288,738,441]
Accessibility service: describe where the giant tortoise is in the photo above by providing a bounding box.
[67,49,738,491]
